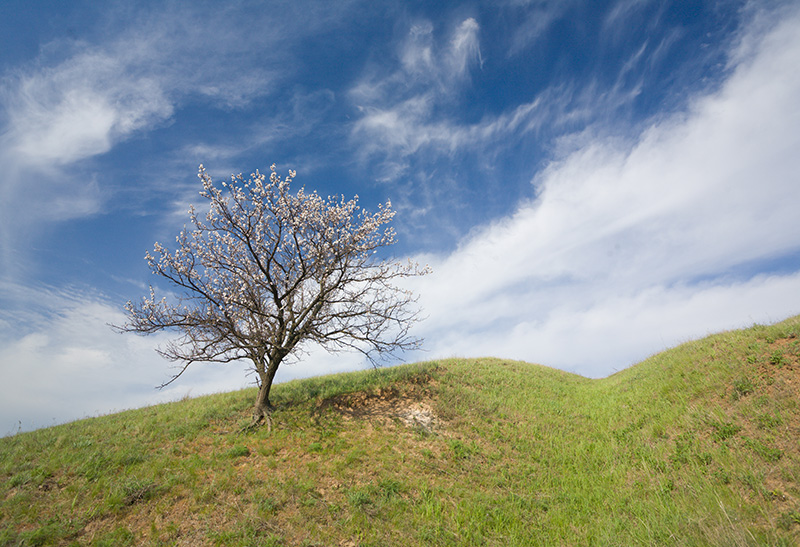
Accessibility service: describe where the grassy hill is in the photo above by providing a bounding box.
[2,316,800,546]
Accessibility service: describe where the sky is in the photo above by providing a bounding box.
[1,0,799,435]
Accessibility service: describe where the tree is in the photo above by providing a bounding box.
[117,164,428,428]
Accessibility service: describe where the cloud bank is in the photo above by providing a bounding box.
[410,4,800,376]
[0,282,366,436]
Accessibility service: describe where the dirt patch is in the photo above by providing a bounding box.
[319,383,442,433]
[396,403,438,430]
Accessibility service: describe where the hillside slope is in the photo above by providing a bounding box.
[2,316,800,546]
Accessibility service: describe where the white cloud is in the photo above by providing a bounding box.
[415,273,800,378]
[407,5,800,376]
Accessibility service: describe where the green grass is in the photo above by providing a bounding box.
[2,316,800,545]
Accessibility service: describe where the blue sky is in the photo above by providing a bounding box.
[2,0,799,435]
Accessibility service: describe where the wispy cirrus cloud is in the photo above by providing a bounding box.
[348,2,672,178]
[447,18,483,78]
[603,0,652,36]
[351,17,480,101]
[347,16,491,234]
[396,16,481,87]
[349,16,525,177]
[4,51,173,166]
[506,0,578,56]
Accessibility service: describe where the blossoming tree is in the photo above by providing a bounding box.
[118,164,428,429]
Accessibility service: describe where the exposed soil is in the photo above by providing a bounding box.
[316,377,442,434]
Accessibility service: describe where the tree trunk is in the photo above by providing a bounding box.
[252,356,281,423]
